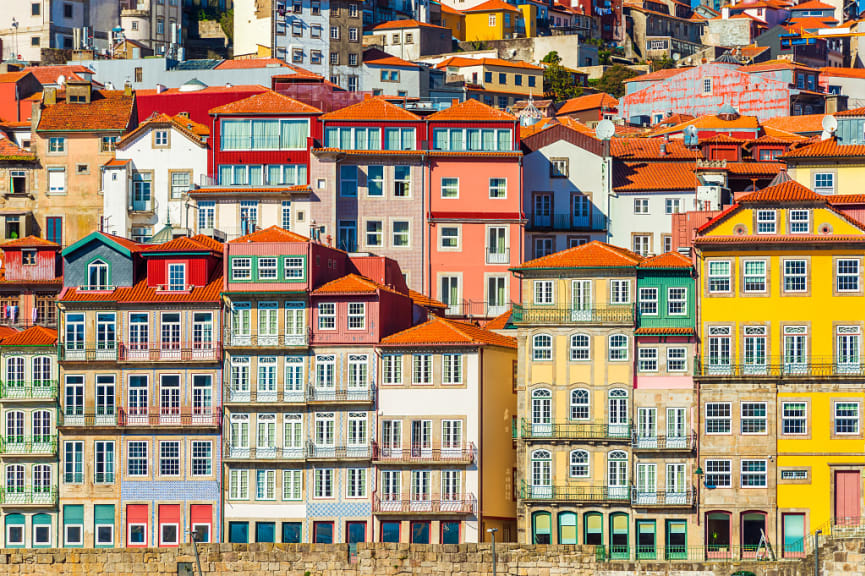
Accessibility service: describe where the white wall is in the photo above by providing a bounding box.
[609,190,696,256]
[234,0,272,56]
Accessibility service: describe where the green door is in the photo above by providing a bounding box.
[558,512,577,545]
[636,520,656,559]
[610,513,629,559]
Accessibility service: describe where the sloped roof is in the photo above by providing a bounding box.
[614,161,697,192]
[515,241,642,270]
[781,137,865,159]
[639,251,692,268]
[483,307,513,330]
[320,97,421,121]
[22,64,94,84]
[229,225,309,243]
[143,235,222,254]
[556,93,619,115]
[37,90,135,132]
[611,138,702,160]
[214,58,293,69]
[0,72,30,84]
[312,273,401,295]
[462,0,521,12]
[363,48,422,69]
[380,315,517,348]
[209,90,321,115]
[834,105,865,117]
[61,272,223,303]
[0,235,59,249]
[760,113,825,134]
[62,231,145,258]
[741,59,819,73]
[117,112,210,148]
[0,137,35,160]
[408,289,448,310]
[703,133,745,143]
[820,67,865,79]
[427,98,516,121]
[791,0,835,10]
[737,179,825,202]
[623,67,690,83]
[0,326,57,347]
[434,56,544,70]
[372,18,449,29]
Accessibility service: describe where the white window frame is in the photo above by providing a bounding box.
[756,210,776,234]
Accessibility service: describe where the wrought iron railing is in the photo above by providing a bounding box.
[631,432,696,451]
[695,355,865,377]
[117,407,222,428]
[0,488,57,505]
[306,386,375,403]
[372,442,475,464]
[373,493,477,514]
[57,411,117,427]
[224,385,305,404]
[520,481,630,502]
[630,487,696,507]
[0,382,57,400]
[520,418,632,441]
[223,331,308,347]
[0,435,57,454]
[512,305,634,325]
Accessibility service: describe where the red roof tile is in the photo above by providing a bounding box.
[37,90,135,132]
[320,97,421,121]
[103,158,132,167]
[61,273,223,303]
[696,234,865,244]
[380,316,517,348]
[363,48,422,69]
[555,93,619,115]
[144,236,221,254]
[741,59,819,73]
[827,194,865,204]
[611,138,702,160]
[312,273,401,295]
[189,234,225,253]
[0,137,35,160]
[0,326,57,347]
[820,67,865,79]
[229,225,309,244]
[755,127,807,142]
[635,327,695,335]
[427,98,516,122]
[214,58,292,70]
[0,72,30,84]
[0,326,20,341]
[792,0,836,10]
[462,0,521,12]
[0,236,59,249]
[99,232,146,253]
[516,241,642,269]
[833,106,865,117]
[725,162,783,176]
[408,289,448,310]
[209,90,321,115]
[372,18,449,29]
[624,67,690,83]
[117,112,210,148]
[22,64,94,84]
[434,56,543,70]
[761,113,825,134]
[483,307,513,330]
[639,251,692,268]
[738,179,823,202]
[613,161,697,192]
[781,137,865,159]
[703,133,745,143]
[651,113,695,127]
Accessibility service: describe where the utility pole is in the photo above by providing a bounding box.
[487,528,498,576]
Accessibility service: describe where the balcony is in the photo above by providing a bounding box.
[0,488,57,506]
[636,315,694,332]
[60,345,118,362]
[0,436,57,455]
[224,385,305,404]
[520,482,630,503]
[520,419,631,442]
[527,212,607,232]
[223,331,309,348]
[485,247,510,265]
[694,355,865,378]
[305,441,372,460]
[373,494,477,515]
[306,385,375,404]
[0,382,57,401]
[511,305,634,326]
[631,432,696,452]
[224,443,305,461]
[117,407,222,428]
[442,300,513,319]
[57,411,117,427]
[631,488,696,508]
[119,342,222,362]
[373,442,475,465]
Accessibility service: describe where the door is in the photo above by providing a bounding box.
[531,391,552,436]
[637,408,657,448]
[440,276,460,315]
[835,470,861,526]
[410,420,431,458]
[347,521,366,556]
[782,514,805,558]
[487,276,507,316]
[487,227,507,264]
[338,221,357,252]
[128,376,148,423]
[46,217,62,245]
[666,463,686,504]
[571,280,592,321]
[256,522,275,543]
[667,408,687,449]
[607,451,628,500]
[573,194,590,227]
[636,463,657,504]
[608,390,629,437]
[533,194,551,227]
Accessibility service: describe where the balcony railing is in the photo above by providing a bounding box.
[0,382,57,400]
[520,481,631,502]
[306,385,375,403]
[636,314,694,330]
[61,343,221,362]
[0,436,57,455]
[631,487,696,507]
[694,355,865,378]
[441,300,513,319]
[305,441,372,460]
[485,247,510,265]
[57,411,117,427]
[373,493,477,515]
[0,488,57,505]
[224,385,305,404]
[373,442,475,465]
[117,407,222,428]
[223,331,309,348]
[60,345,118,362]
[511,305,634,325]
[224,443,305,460]
[520,419,632,441]
[527,212,607,232]
[631,432,696,452]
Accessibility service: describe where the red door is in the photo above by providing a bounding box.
[835,471,861,525]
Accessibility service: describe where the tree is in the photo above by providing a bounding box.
[592,64,640,98]
[542,51,583,101]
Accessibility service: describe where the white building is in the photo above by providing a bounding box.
[187,187,313,241]
[101,112,209,242]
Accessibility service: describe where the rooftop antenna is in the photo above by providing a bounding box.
[820,114,837,141]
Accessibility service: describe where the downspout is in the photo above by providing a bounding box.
[517,120,523,303]
[478,346,484,540]
[371,347,381,541]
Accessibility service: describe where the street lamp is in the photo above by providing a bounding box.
[487,528,498,576]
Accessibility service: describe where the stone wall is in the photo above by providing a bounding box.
[0,542,827,576]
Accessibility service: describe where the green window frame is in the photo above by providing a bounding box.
[636,520,656,559]
[584,512,603,546]
[63,504,84,548]
[5,513,25,548]
[609,513,629,559]
[665,519,687,560]
[558,512,577,545]
[531,511,551,544]
[32,513,52,548]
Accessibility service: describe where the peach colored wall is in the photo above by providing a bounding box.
[635,375,694,389]
[429,159,521,213]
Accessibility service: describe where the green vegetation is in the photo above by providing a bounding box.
[542,51,583,101]
[588,64,639,98]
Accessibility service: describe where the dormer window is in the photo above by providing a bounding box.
[87,259,110,289]
[22,250,36,266]
[756,210,776,234]
[168,263,186,291]
[154,130,169,147]
[347,303,365,330]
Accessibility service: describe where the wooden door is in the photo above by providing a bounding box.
[835,470,861,525]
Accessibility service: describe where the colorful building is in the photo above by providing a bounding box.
[0,236,62,329]
[462,0,523,41]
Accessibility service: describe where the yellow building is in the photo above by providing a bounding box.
[440,4,466,41]
[462,0,523,41]
[695,179,865,559]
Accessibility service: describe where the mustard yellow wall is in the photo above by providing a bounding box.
[518,5,537,37]
[788,164,865,196]
[464,9,519,41]
[442,12,466,41]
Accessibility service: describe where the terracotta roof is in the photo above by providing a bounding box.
[135,85,268,97]
[0,326,57,347]
[117,112,210,148]
[0,236,59,249]
[101,232,146,253]
[786,16,837,31]
[557,116,597,136]
[611,138,702,160]
[209,90,321,115]
[781,137,865,159]
[639,251,692,268]
[725,162,783,176]
[229,225,309,244]
[103,158,132,167]
[427,98,516,121]
[363,48,422,69]
[827,194,865,204]
[792,0,836,10]
[820,67,865,79]
[614,161,697,192]
[556,93,618,115]
[189,234,224,253]
[61,272,223,303]
[703,133,745,143]
[0,137,35,160]
[741,59,819,73]
[37,90,135,132]
[22,64,93,84]
[516,240,642,270]
[760,113,825,134]
[408,289,448,310]
[834,106,865,117]
[434,56,544,70]
[143,235,221,254]
[380,316,517,348]
[649,113,761,136]
[312,273,401,295]
[758,126,807,142]
[320,97,421,121]
[635,326,695,335]
[483,307,513,330]
[439,3,464,14]
[624,67,690,83]
[462,0,521,12]
[372,18,449,29]
[0,72,30,84]
[696,234,865,244]
[651,113,695,127]
[738,179,824,202]
[738,45,770,60]
[214,58,293,69]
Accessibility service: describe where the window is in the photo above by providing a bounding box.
[608,334,628,361]
[167,263,185,291]
[47,168,66,194]
[191,441,212,476]
[229,469,249,500]
[254,257,277,281]
[741,460,767,487]
[756,210,776,234]
[412,354,432,384]
[789,210,809,234]
[159,441,180,476]
[347,469,366,497]
[551,158,568,178]
[741,402,767,434]
[706,403,731,434]
[349,3,359,16]
[94,441,114,483]
[170,172,190,198]
[610,280,630,304]
[318,303,335,330]
[837,259,860,292]
[743,260,767,293]
[835,402,859,434]
[708,261,731,293]
[392,221,409,247]
[667,287,687,314]
[634,198,649,214]
[349,54,358,66]
[283,470,302,500]
[570,450,589,477]
[340,165,357,197]
[443,354,462,385]
[48,137,65,153]
[314,469,333,498]
[665,198,682,214]
[570,334,590,361]
[365,165,384,196]
[570,389,589,420]
[256,470,276,500]
[814,172,835,194]
[198,201,215,230]
[394,166,410,196]
[784,260,807,292]
[782,402,807,435]
[533,334,552,361]
[704,460,731,488]
[32,2,40,15]
[384,128,415,151]
[534,280,553,305]
[100,136,119,153]
[231,258,251,281]
[64,441,83,484]
[127,441,148,476]
[283,257,303,280]
[639,287,658,315]
[154,130,169,147]
[667,347,687,372]
[348,302,365,330]
[703,78,712,94]
[365,221,383,248]
[638,347,658,372]
[441,177,459,198]
[489,14,496,26]
[440,226,459,249]
[383,355,402,385]
[489,178,507,199]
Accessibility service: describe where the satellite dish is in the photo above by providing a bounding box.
[822,115,837,133]
[595,119,615,141]
[56,74,66,86]
[684,124,699,147]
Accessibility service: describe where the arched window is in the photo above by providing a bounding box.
[5,410,23,441]
[530,449,552,494]
[569,449,589,477]
[532,511,552,545]
[87,259,109,289]
[531,389,552,436]
[5,357,23,387]
[32,356,53,387]
[5,512,24,547]
[533,334,552,361]
[570,334,590,361]
[609,512,630,558]
[608,389,628,434]
[570,389,590,420]
[32,410,51,442]
[608,334,628,361]
[607,450,628,499]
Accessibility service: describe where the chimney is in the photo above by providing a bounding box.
[659,142,667,156]
[124,80,133,97]
[43,87,57,106]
